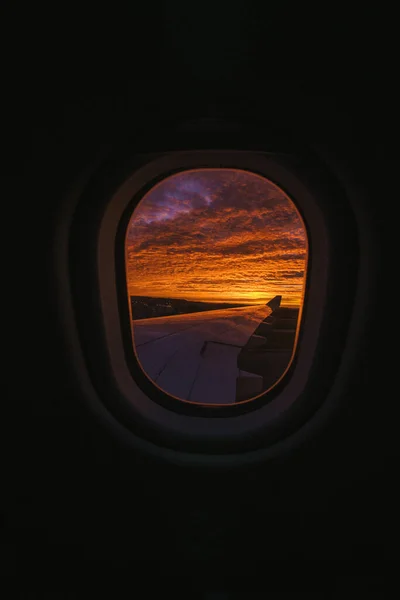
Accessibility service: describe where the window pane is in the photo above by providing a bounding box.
[125,169,307,405]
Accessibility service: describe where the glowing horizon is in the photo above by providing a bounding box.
[125,169,307,307]
[129,293,300,307]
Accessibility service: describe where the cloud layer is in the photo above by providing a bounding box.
[126,169,307,305]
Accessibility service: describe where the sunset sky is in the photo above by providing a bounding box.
[125,169,307,306]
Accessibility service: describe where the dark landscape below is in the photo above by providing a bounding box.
[131,295,249,320]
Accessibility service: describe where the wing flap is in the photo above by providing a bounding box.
[188,342,241,404]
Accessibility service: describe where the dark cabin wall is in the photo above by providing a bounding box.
[4,3,398,586]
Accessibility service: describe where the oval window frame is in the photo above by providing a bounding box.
[63,146,359,458]
[121,166,309,411]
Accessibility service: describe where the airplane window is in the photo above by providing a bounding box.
[124,169,307,405]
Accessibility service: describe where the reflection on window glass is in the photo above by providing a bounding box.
[125,169,307,405]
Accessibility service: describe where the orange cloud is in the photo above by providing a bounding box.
[125,169,307,306]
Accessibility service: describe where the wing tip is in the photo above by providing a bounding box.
[266,295,282,311]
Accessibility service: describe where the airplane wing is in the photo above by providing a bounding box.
[132,295,282,404]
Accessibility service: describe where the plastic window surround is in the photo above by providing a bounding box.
[96,151,328,443]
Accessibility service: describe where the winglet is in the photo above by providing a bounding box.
[266,295,282,312]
